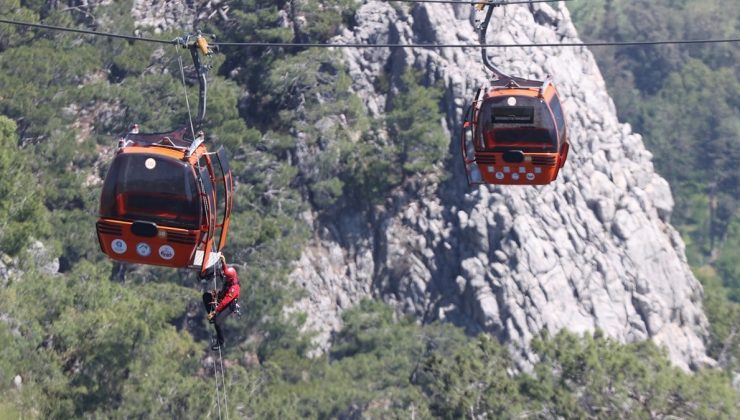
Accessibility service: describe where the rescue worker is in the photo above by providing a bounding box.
[203,261,240,350]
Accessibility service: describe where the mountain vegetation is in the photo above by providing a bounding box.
[570,0,739,376]
[0,0,737,417]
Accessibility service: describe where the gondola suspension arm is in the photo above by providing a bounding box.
[175,33,214,134]
[478,2,510,80]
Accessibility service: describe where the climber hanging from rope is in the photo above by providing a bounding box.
[203,256,241,351]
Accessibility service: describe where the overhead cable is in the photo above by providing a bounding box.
[213,38,740,48]
[1,17,738,49]
[0,17,175,45]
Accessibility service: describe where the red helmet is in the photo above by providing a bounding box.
[223,266,238,283]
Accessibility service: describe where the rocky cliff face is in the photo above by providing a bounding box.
[289,2,712,370]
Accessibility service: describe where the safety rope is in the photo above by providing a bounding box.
[212,268,230,419]
[175,44,197,141]
[209,272,224,419]
[217,343,230,420]
[213,356,223,420]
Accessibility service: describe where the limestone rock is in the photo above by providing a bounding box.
[1,254,19,287]
[129,0,231,33]
[288,3,710,370]
[26,240,60,276]
[131,0,196,32]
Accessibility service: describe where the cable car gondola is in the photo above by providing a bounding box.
[461,77,569,185]
[96,35,234,275]
[461,1,570,186]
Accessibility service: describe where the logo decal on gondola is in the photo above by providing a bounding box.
[158,245,175,260]
[111,239,127,254]
[495,172,504,180]
[136,243,151,257]
[511,173,520,181]
[526,173,535,181]
[145,158,157,170]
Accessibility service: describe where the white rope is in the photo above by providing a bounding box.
[210,275,223,420]
[175,45,197,139]
[213,355,223,420]
[217,343,230,420]
[212,274,230,419]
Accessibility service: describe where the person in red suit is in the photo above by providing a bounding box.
[203,261,240,350]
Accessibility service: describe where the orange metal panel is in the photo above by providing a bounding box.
[96,219,200,268]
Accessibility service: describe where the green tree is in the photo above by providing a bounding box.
[527,330,738,418]
[570,1,740,373]
[695,267,740,374]
[0,0,39,51]
[249,300,447,419]
[0,115,48,254]
[416,334,524,418]
[387,71,448,179]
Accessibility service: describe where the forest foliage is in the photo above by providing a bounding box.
[0,0,737,417]
[570,0,740,377]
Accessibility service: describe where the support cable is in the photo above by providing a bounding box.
[0,18,174,44]
[1,17,737,49]
[212,38,740,48]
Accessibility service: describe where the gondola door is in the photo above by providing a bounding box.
[212,146,234,252]
[194,162,218,274]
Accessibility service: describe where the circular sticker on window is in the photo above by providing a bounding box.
[158,245,175,260]
[145,158,157,170]
[111,239,127,254]
[136,243,151,257]
[507,97,517,106]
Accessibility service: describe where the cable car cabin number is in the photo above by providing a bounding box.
[461,78,570,186]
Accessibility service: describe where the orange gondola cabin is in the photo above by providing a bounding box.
[461,77,569,185]
[96,126,233,274]
[97,34,232,275]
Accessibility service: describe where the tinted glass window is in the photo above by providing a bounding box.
[491,128,553,145]
[549,94,566,139]
[99,154,201,229]
[492,106,534,124]
[479,95,557,152]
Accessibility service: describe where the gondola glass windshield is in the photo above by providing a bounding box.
[100,154,201,229]
[479,96,557,152]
